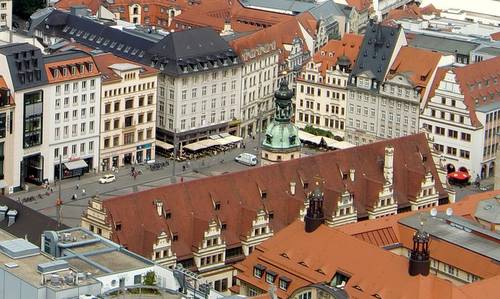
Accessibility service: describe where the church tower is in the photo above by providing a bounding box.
[261,79,301,165]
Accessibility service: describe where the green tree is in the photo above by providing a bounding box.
[13,0,45,20]
[143,271,157,286]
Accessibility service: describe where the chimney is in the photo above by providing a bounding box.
[220,18,234,36]
[154,200,163,217]
[349,169,355,181]
[0,205,8,221]
[7,209,18,227]
[409,225,430,276]
[304,183,325,233]
[384,145,394,184]
[290,182,296,195]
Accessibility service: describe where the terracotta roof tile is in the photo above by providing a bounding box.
[427,56,500,127]
[345,0,372,12]
[309,33,363,77]
[0,76,13,105]
[235,220,484,299]
[102,133,447,264]
[55,0,103,13]
[44,55,100,83]
[91,52,158,84]
[491,31,500,41]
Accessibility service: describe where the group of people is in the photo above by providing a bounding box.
[72,183,85,200]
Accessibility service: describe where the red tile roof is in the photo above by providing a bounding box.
[229,13,317,65]
[345,0,372,12]
[100,133,447,264]
[235,219,490,299]
[55,0,104,13]
[387,46,442,98]
[309,33,363,77]
[44,55,100,83]
[427,56,500,127]
[383,3,440,23]
[491,31,500,41]
[91,52,158,84]
[338,190,500,279]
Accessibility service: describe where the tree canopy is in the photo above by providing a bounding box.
[13,0,45,20]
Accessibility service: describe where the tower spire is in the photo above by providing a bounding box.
[409,214,431,276]
[304,180,325,233]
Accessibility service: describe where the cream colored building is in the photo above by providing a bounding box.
[93,53,158,171]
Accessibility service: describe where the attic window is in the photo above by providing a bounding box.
[96,37,103,44]
[280,252,290,259]
[115,223,122,231]
[352,285,363,291]
[303,182,309,189]
[342,173,348,180]
[117,44,124,50]
[261,191,267,199]
[172,234,179,241]
[221,222,227,230]
[316,268,326,275]
[372,294,382,299]
[422,154,427,162]
[298,261,308,267]
[268,212,274,219]
[165,210,171,219]
[331,271,351,287]
[214,202,221,210]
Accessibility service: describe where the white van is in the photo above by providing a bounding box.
[235,153,258,166]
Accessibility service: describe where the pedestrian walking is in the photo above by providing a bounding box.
[187,161,191,168]
[180,176,184,183]
[76,183,80,190]
[82,188,86,196]
[72,193,78,200]
[182,165,186,171]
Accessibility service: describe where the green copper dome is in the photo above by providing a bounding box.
[262,80,301,152]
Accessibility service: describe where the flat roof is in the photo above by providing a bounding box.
[0,229,98,289]
[399,213,500,262]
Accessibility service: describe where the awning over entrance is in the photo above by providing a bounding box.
[64,160,88,170]
[156,140,174,150]
[324,138,355,150]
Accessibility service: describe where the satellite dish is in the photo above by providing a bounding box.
[446,207,453,216]
[430,208,437,217]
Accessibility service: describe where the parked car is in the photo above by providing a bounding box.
[99,174,116,184]
[235,153,258,166]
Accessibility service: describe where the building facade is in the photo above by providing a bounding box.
[345,21,407,145]
[420,56,500,179]
[0,76,13,194]
[229,40,279,138]
[295,34,363,139]
[0,0,12,29]
[44,50,101,181]
[93,53,158,171]
[0,43,50,191]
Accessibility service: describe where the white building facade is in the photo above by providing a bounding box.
[44,51,101,181]
[420,58,500,179]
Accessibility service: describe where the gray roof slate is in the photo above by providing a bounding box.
[408,34,479,56]
[474,197,500,224]
[0,43,49,91]
[350,21,402,83]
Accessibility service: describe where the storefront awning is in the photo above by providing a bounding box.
[64,160,88,170]
[223,135,243,143]
[298,130,322,145]
[156,140,174,150]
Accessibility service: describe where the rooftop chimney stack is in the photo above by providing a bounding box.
[384,145,394,184]
[0,205,8,221]
[409,223,431,276]
[290,182,296,195]
[304,182,325,233]
[7,209,18,227]
[155,200,164,217]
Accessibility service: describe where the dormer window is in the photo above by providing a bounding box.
[62,67,68,76]
[172,234,178,241]
[254,264,266,278]
[115,223,122,231]
[214,202,221,210]
[265,271,277,283]
[165,210,171,219]
[279,277,291,290]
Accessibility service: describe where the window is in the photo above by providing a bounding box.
[265,271,276,283]
[253,265,265,278]
[460,150,470,159]
[447,146,457,156]
[461,132,471,142]
[298,291,312,299]
[448,129,458,139]
[124,116,133,127]
[123,132,134,145]
[23,91,44,148]
[114,101,120,112]
[125,99,134,109]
